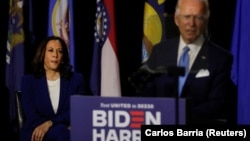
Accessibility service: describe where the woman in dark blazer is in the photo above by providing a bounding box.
[20,36,89,141]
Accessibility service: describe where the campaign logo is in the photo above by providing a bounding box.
[92,104,161,141]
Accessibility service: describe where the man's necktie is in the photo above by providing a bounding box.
[178,46,190,96]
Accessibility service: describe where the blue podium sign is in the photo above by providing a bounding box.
[70,96,186,141]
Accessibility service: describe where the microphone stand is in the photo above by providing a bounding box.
[129,65,185,125]
[163,66,185,125]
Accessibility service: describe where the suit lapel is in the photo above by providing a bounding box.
[57,77,69,113]
[185,42,209,88]
[191,45,209,72]
[37,76,55,115]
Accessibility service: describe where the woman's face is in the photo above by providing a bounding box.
[44,39,63,71]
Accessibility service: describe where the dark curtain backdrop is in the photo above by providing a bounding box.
[0,0,236,139]
[0,0,236,97]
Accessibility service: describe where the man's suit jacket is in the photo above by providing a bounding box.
[20,72,87,140]
[143,37,237,124]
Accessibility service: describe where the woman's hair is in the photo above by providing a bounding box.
[32,36,73,79]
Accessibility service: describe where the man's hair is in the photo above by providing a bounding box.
[175,0,210,37]
[175,0,210,19]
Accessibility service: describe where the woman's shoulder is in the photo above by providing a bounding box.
[22,74,35,80]
[22,74,43,82]
[69,72,84,80]
[71,72,83,77]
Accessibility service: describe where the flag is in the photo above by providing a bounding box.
[90,0,121,97]
[142,0,166,62]
[231,0,250,124]
[47,0,75,69]
[6,0,25,127]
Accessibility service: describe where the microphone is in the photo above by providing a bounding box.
[137,64,185,76]
[129,64,167,85]
[128,64,186,89]
[137,64,168,76]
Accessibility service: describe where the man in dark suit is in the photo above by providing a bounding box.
[139,0,237,124]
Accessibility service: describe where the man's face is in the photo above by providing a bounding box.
[175,0,208,44]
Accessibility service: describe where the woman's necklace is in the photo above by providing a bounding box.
[47,78,59,87]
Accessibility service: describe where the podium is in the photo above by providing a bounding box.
[70,95,186,141]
